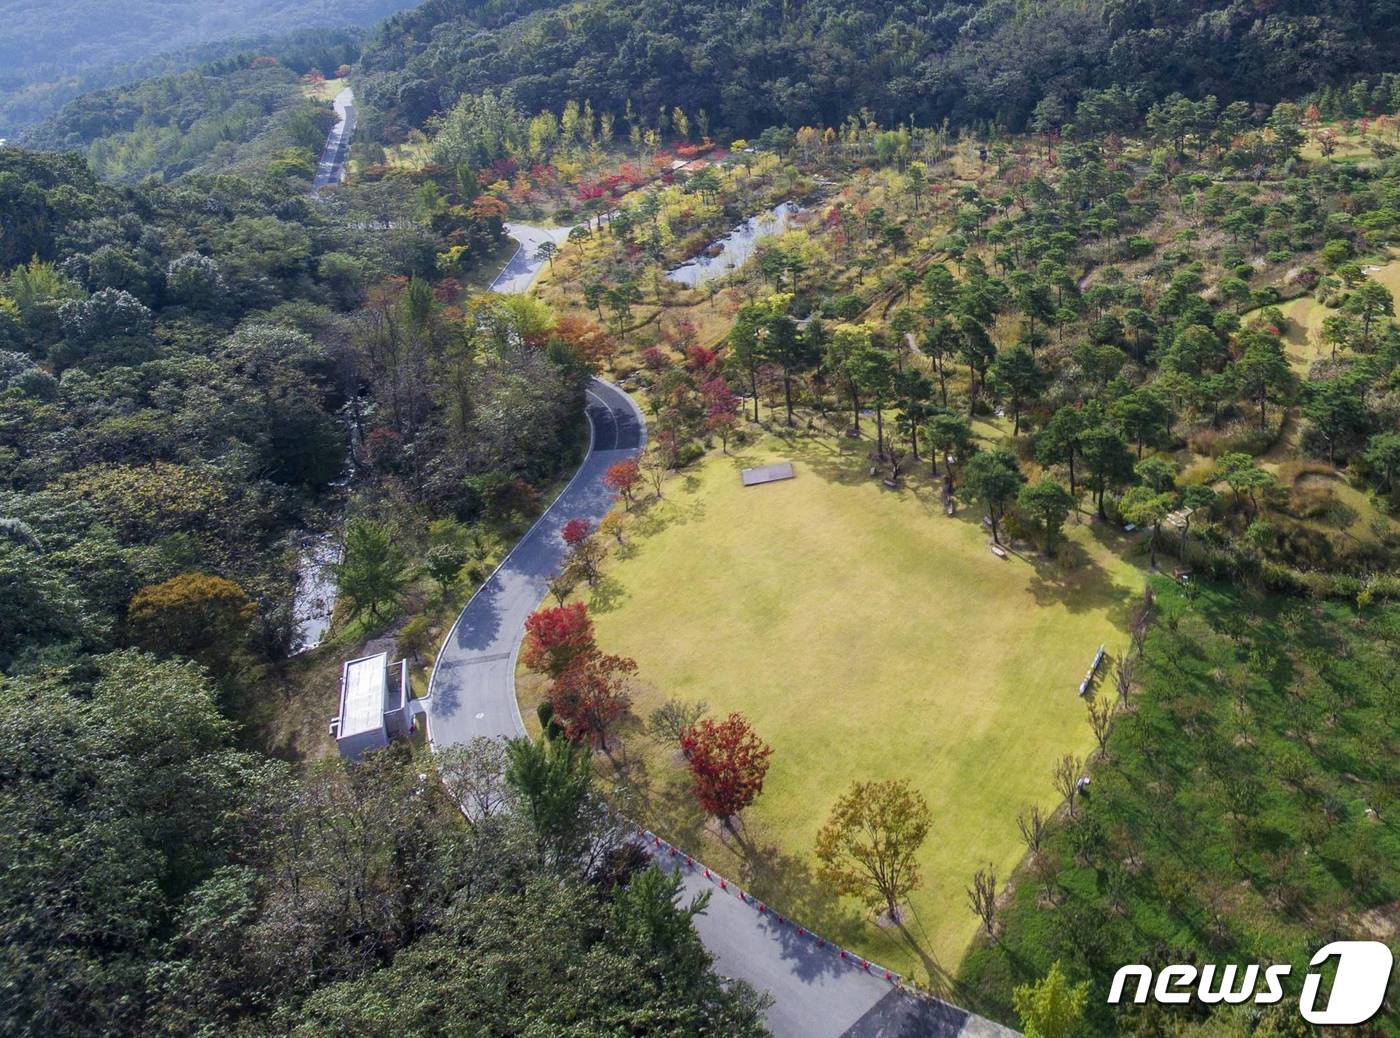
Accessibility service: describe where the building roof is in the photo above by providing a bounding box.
[339,652,389,738]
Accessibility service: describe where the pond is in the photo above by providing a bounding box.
[666,201,802,287]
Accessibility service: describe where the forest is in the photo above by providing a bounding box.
[0,0,416,135]
[0,121,771,1030]
[356,0,1400,143]
[5,0,1400,1034]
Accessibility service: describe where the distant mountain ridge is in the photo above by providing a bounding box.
[0,0,419,135]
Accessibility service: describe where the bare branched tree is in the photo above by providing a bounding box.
[1087,694,1114,758]
[1114,656,1134,708]
[967,864,998,940]
[1052,753,1083,818]
[1016,803,1046,855]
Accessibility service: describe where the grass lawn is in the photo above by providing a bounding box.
[522,421,1144,988]
[302,76,345,103]
[959,580,1400,1035]
[1270,250,1400,373]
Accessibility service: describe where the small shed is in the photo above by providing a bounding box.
[329,651,411,759]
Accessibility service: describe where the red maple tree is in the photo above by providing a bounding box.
[522,602,595,677]
[561,517,593,547]
[549,650,636,753]
[604,459,641,509]
[679,713,773,831]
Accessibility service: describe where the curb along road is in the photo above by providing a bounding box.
[419,303,1019,1034]
[423,381,1018,1037]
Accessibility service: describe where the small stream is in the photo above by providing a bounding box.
[666,201,803,287]
[289,532,340,655]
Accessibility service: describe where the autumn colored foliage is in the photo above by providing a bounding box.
[522,602,595,677]
[604,459,641,507]
[679,713,772,825]
[561,517,593,547]
[552,316,617,372]
[127,572,255,669]
[549,650,636,750]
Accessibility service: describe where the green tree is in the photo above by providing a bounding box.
[758,311,816,425]
[334,517,408,620]
[1343,278,1394,349]
[504,736,594,870]
[1120,485,1174,568]
[925,412,975,484]
[1218,452,1274,518]
[1363,430,1400,491]
[1017,479,1075,557]
[1013,961,1089,1038]
[851,346,897,455]
[987,344,1046,435]
[1036,406,1084,497]
[1301,377,1369,465]
[1079,425,1135,519]
[963,448,1025,544]
[1234,333,1294,430]
[957,315,997,416]
[1178,483,1217,553]
[425,542,468,596]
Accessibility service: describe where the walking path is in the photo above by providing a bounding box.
[488,222,574,294]
[423,243,1019,1038]
[425,379,643,747]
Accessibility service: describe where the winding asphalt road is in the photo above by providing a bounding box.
[426,378,645,746]
[423,378,1016,1037]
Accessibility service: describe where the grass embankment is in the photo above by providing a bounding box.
[522,423,1142,984]
[959,579,1400,1036]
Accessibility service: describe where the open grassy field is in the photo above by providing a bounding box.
[302,76,346,103]
[1271,251,1400,373]
[525,424,1144,986]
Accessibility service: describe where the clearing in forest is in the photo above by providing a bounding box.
[522,426,1143,982]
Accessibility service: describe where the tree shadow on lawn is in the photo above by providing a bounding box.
[587,573,629,614]
[629,493,707,539]
[1023,537,1137,622]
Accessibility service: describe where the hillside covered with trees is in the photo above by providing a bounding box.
[0,0,417,135]
[7,0,1400,1034]
[356,0,1400,143]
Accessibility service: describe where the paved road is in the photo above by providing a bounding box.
[423,378,1017,1037]
[489,222,575,294]
[426,379,644,745]
[312,87,355,192]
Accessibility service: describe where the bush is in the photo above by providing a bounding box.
[675,441,706,467]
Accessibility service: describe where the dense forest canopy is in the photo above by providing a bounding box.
[0,0,417,135]
[356,0,1400,142]
[0,129,768,1032]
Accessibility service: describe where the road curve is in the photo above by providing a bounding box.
[426,378,645,745]
[423,378,1017,1037]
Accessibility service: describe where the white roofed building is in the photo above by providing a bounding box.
[329,651,413,758]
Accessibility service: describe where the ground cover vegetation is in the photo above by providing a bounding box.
[498,73,1400,1033]
[9,0,1400,1033]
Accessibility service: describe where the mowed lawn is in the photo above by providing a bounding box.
[552,426,1144,986]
